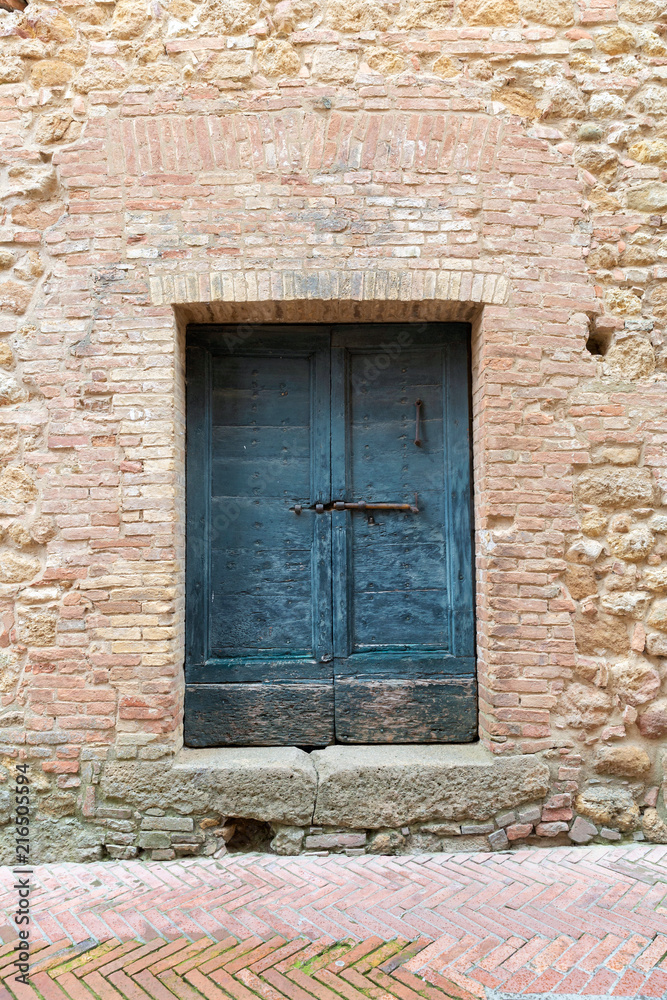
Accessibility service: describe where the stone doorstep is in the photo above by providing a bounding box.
[166,744,551,829]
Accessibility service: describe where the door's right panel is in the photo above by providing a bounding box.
[332,324,477,743]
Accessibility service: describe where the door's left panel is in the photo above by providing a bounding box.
[184,327,334,747]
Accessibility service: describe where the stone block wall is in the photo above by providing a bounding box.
[0,0,667,860]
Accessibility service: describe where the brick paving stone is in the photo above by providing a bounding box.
[578,933,625,972]
[634,934,667,971]
[557,967,590,992]
[613,969,646,995]
[643,969,667,997]
[31,971,72,1000]
[606,935,652,972]
[499,967,538,993]
[522,967,563,993]
[4,846,667,999]
[479,937,526,971]
[498,937,549,974]
[552,933,601,973]
[529,937,575,974]
[582,967,618,994]
[403,935,458,971]
[74,941,143,977]
[470,967,503,989]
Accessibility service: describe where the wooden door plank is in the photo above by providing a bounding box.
[331,343,350,663]
[312,327,334,665]
[185,683,334,747]
[333,653,475,677]
[334,677,477,744]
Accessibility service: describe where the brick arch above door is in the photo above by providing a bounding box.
[122,105,596,325]
[149,268,509,310]
[129,108,592,325]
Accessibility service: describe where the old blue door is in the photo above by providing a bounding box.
[185,323,476,746]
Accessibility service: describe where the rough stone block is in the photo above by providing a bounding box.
[535,822,569,837]
[138,831,171,849]
[541,808,573,822]
[105,832,134,846]
[568,816,597,844]
[643,808,667,843]
[575,786,639,833]
[506,823,533,841]
[574,468,656,509]
[594,745,651,777]
[517,805,542,825]
[488,829,510,851]
[106,846,139,860]
[311,746,550,829]
[420,822,461,836]
[140,817,194,832]
[102,748,318,825]
[305,834,342,849]
[460,822,495,835]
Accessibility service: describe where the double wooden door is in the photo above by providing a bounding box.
[185,324,476,746]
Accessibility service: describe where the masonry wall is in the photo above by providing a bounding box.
[1,0,667,862]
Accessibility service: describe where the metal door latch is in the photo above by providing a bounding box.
[291,498,419,514]
[331,500,419,512]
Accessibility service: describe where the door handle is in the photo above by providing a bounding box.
[414,399,423,447]
[291,499,419,514]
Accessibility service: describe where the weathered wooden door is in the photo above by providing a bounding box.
[185,324,476,747]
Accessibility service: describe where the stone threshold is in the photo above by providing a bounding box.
[169,743,551,829]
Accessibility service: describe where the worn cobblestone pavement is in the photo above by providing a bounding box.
[1,846,667,999]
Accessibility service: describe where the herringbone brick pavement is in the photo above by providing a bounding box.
[1,846,666,998]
